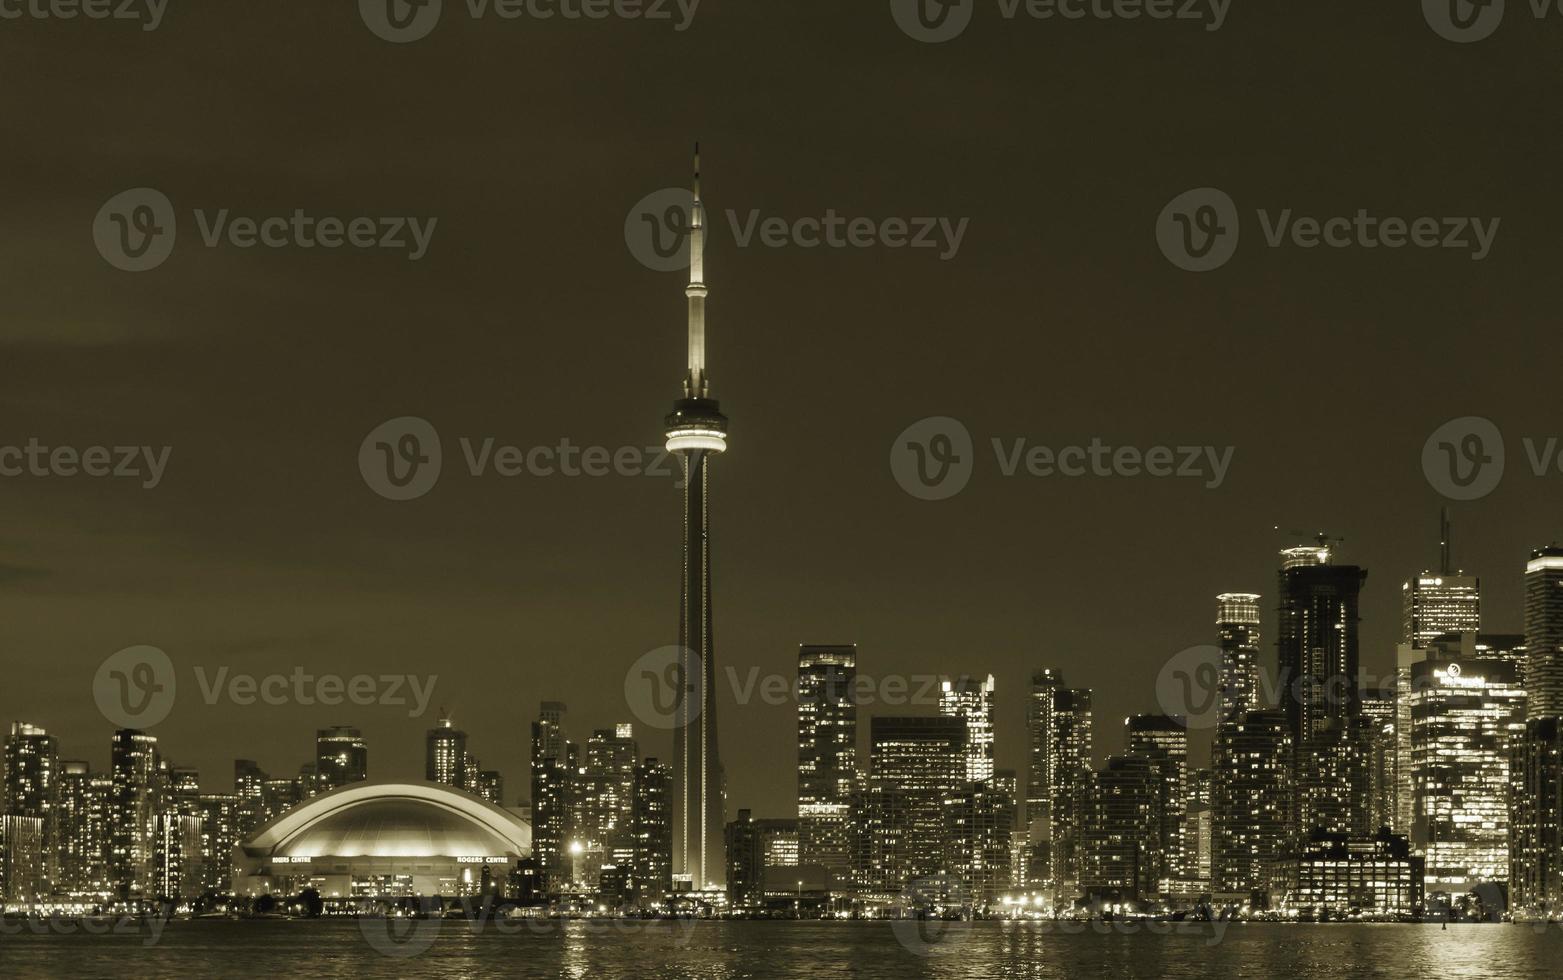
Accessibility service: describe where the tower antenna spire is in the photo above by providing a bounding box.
[1440,506,1452,575]
[685,141,708,398]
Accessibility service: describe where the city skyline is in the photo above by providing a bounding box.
[5,10,1563,833]
[9,519,1554,803]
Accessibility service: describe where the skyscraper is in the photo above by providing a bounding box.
[0,814,43,905]
[1510,717,1563,915]
[1360,686,1397,834]
[55,760,99,896]
[1277,548,1369,838]
[426,716,468,787]
[868,716,966,891]
[1050,688,1094,898]
[1024,668,1064,887]
[666,147,728,893]
[314,726,367,792]
[574,725,638,888]
[1406,642,1526,897]
[1183,769,1214,888]
[530,702,576,893]
[631,758,672,909]
[942,770,1016,910]
[109,729,160,902]
[797,645,856,881]
[939,674,996,783]
[1402,510,1481,648]
[1079,755,1159,902]
[1212,709,1293,902]
[1525,545,1563,720]
[1216,593,1263,722]
[1125,713,1188,888]
[3,722,58,893]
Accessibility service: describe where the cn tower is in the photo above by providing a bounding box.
[666,145,727,892]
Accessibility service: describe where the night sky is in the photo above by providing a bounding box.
[2,1,1558,819]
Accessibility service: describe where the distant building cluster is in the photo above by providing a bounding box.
[708,533,1563,921]
[2,536,1561,921]
[0,717,506,910]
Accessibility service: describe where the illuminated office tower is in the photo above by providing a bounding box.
[1217,593,1263,722]
[1277,546,1369,838]
[1183,769,1214,887]
[1050,688,1094,898]
[531,703,577,893]
[631,759,672,908]
[942,770,1016,910]
[426,716,467,787]
[1406,640,1526,898]
[109,729,161,902]
[1525,546,1563,720]
[1510,718,1563,914]
[1212,709,1293,901]
[1403,575,1481,649]
[665,148,729,893]
[869,716,966,891]
[724,810,765,910]
[574,726,639,887]
[55,761,96,895]
[3,722,58,892]
[0,814,43,905]
[1360,687,1397,834]
[1402,511,1481,648]
[797,645,857,880]
[1079,755,1159,902]
[940,674,996,783]
[1025,668,1065,887]
[1126,714,1188,887]
[314,726,368,792]
[198,793,240,893]
[153,807,204,902]
[233,759,268,838]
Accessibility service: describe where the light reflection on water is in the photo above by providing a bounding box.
[0,920,1557,979]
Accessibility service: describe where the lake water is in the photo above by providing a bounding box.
[0,919,1558,978]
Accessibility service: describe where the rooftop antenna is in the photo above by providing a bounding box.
[1439,507,1453,575]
